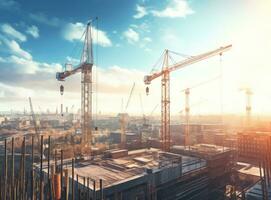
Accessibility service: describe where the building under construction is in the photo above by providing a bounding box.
[53,148,202,199]
[35,145,235,200]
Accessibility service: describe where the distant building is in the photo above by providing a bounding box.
[109,131,121,144]
[170,123,226,146]
[108,131,143,150]
[237,131,271,164]
[0,116,6,124]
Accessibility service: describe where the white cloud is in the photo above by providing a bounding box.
[1,23,27,42]
[123,28,139,44]
[0,53,62,111]
[143,37,152,42]
[66,56,80,65]
[123,26,151,49]
[130,22,150,33]
[0,0,19,10]
[0,83,34,102]
[29,13,60,27]
[132,0,194,19]
[62,22,112,47]
[161,32,182,50]
[151,0,194,18]
[0,55,61,74]
[144,48,152,52]
[0,48,147,113]
[26,25,39,38]
[133,4,148,19]
[0,60,149,114]
[139,37,152,49]
[3,39,32,60]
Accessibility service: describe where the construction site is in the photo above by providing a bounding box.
[1,2,271,199]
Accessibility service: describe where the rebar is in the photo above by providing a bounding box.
[100,179,103,200]
[11,137,14,200]
[40,135,44,200]
[55,149,58,173]
[61,149,63,190]
[87,177,89,200]
[4,139,7,200]
[48,136,51,185]
[22,137,26,200]
[31,136,35,200]
[72,158,75,200]
[93,180,96,200]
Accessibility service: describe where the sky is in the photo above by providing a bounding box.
[0,0,271,116]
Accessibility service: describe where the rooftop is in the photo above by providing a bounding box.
[237,162,260,177]
[52,148,205,191]
[172,143,231,156]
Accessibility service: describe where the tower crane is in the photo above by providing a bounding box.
[139,94,147,126]
[139,95,159,129]
[119,82,135,148]
[150,103,159,117]
[144,45,232,151]
[181,76,220,149]
[56,21,94,150]
[239,88,253,128]
[28,97,40,143]
[70,104,75,114]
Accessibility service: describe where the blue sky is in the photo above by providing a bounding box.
[0,0,271,116]
[0,0,235,67]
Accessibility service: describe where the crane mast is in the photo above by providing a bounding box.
[184,88,190,149]
[139,94,147,125]
[144,45,232,152]
[29,97,40,143]
[56,21,94,150]
[182,76,220,149]
[120,82,135,148]
[81,23,93,147]
[161,50,170,151]
[240,88,252,129]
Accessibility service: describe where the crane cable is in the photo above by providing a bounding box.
[139,94,145,122]
[219,53,225,151]
[168,50,193,59]
[150,50,166,74]
[66,28,87,70]
[95,17,99,129]
[125,82,136,112]
[150,50,193,73]
[220,54,223,124]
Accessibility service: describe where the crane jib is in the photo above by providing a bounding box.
[144,45,232,85]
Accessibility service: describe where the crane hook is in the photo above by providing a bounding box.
[146,87,149,96]
[60,85,64,96]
